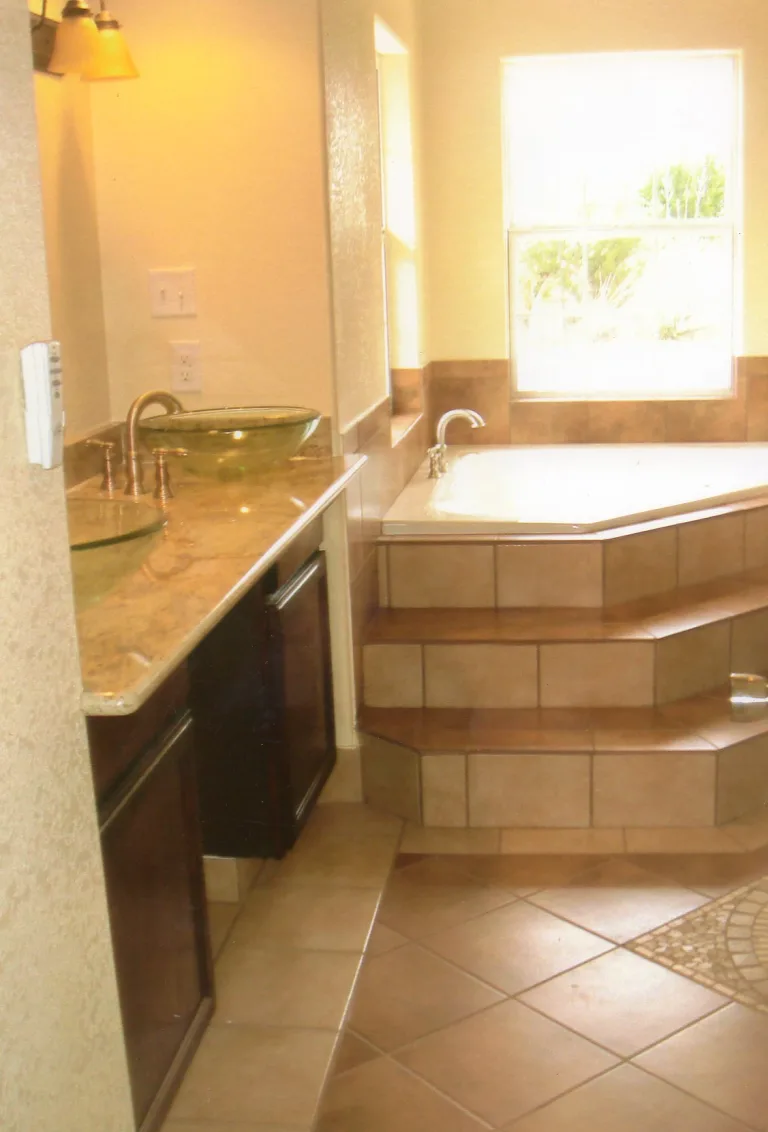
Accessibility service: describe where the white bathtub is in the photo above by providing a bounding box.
[381,444,768,536]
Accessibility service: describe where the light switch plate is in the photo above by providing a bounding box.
[149,269,197,317]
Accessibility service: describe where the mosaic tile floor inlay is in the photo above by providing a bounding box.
[630,877,768,1010]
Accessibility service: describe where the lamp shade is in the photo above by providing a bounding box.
[48,0,100,75]
[81,9,138,80]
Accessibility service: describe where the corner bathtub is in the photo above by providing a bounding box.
[381,444,768,536]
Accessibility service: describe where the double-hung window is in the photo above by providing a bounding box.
[503,51,741,399]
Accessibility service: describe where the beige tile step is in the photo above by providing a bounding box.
[379,502,768,609]
[363,574,768,709]
[358,693,768,831]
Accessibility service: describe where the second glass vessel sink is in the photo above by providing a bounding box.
[137,406,321,480]
[68,498,166,606]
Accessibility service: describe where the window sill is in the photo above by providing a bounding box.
[390,412,423,447]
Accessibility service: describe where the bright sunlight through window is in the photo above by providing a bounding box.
[503,51,741,399]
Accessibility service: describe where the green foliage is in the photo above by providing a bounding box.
[517,158,727,326]
[587,238,643,305]
[639,156,726,219]
[519,237,642,315]
[518,240,581,305]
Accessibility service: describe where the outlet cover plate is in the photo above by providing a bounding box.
[171,340,202,393]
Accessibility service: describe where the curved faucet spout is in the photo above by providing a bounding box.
[435,409,486,448]
[125,390,184,496]
[428,409,486,479]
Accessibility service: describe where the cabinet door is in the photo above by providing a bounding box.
[267,551,336,827]
[100,714,213,1131]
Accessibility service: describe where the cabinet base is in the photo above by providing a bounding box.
[140,995,214,1132]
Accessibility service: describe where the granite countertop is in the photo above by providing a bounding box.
[70,453,365,716]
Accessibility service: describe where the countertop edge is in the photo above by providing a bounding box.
[81,455,366,716]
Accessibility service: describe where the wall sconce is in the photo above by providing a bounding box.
[31,0,138,80]
[82,5,139,80]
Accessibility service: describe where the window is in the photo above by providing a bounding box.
[503,52,741,399]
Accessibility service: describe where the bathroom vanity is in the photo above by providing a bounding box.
[73,452,363,1132]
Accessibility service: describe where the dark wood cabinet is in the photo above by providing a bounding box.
[88,678,213,1132]
[190,542,336,859]
[84,519,337,1127]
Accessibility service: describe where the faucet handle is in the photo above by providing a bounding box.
[86,438,118,493]
[152,447,187,503]
[427,443,447,479]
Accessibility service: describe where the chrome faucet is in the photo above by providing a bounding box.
[427,409,485,478]
[124,390,184,496]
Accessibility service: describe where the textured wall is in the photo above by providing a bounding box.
[34,68,112,439]
[320,0,388,431]
[0,3,134,1129]
[89,0,335,421]
[319,0,421,431]
[420,0,768,360]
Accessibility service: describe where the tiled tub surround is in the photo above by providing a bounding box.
[379,500,768,608]
[366,560,768,711]
[362,502,768,831]
[342,392,430,710]
[359,693,768,835]
[425,355,768,445]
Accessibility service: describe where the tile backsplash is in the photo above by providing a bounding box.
[425,357,768,445]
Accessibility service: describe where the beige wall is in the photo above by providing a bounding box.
[89,0,335,420]
[34,69,111,438]
[420,0,768,360]
[320,0,423,431]
[0,2,134,1128]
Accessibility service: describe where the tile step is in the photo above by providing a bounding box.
[363,572,768,709]
[359,695,768,831]
[368,565,768,645]
[359,693,768,753]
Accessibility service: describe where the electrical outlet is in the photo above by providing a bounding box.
[171,341,202,393]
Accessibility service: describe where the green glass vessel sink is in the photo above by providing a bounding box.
[68,498,166,607]
[138,406,321,481]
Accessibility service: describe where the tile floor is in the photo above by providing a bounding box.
[162,804,768,1132]
[162,804,402,1132]
[318,847,768,1131]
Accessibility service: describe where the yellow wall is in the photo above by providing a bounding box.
[0,2,134,1127]
[419,0,768,360]
[89,0,335,420]
[34,71,112,438]
[320,0,423,430]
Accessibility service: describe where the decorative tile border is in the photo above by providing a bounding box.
[630,877,768,1011]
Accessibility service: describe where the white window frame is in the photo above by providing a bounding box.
[503,50,743,402]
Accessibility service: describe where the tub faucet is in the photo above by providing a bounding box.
[124,390,184,497]
[428,409,486,478]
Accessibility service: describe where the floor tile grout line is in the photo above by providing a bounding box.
[393,1040,616,1131]
[497,1061,624,1130]
[378,997,740,1130]
[337,1046,497,1129]
[629,1037,763,1132]
[515,993,731,1066]
[414,926,618,1004]
[316,836,768,1128]
[391,935,516,1000]
[501,1056,760,1132]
